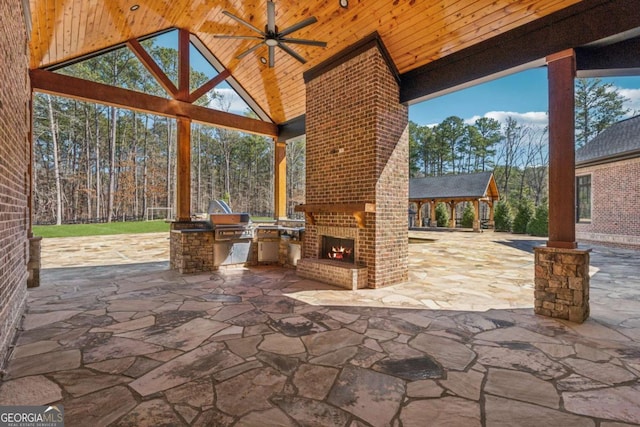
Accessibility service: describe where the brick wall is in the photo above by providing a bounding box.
[0,0,30,364]
[576,157,640,248]
[304,42,409,288]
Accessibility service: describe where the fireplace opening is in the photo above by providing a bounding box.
[322,236,355,263]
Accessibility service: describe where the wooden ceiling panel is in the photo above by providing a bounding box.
[29,0,586,124]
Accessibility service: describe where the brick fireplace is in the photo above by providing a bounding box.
[296,34,409,289]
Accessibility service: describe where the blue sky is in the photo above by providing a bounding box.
[157,30,640,126]
[409,68,640,128]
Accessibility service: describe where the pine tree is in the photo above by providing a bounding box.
[575,78,629,147]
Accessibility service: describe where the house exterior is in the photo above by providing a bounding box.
[0,0,31,364]
[576,115,640,248]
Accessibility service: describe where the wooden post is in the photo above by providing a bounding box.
[176,116,191,221]
[430,201,437,227]
[274,141,287,219]
[449,201,456,228]
[416,201,423,227]
[473,200,480,232]
[177,29,190,102]
[488,200,495,228]
[547,49,577,249]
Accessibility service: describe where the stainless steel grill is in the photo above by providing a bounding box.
[207,200,254,266]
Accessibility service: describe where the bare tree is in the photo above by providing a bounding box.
[46,95,63,225]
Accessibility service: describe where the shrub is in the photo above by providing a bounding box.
[527,203,549,237]
[512,200,534,234]
[494,200,513,232]
[435,202,449,227]
[461,203,475,228]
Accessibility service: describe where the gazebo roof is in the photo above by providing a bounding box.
[409,172,499,201]
[576,115,640,167]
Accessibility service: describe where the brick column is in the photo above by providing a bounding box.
[303,34,408,288]
[534,247,590,323]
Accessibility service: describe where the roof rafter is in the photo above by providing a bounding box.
[126,38,179,98]
[30,69,278,137]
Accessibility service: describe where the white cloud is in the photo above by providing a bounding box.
[424,111,549,130]
[617,87,640,116]
[209,88,253,115]
[466,111,548,130]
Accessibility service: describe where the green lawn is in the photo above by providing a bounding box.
[32,220,170,238]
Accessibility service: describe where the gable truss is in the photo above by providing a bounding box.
[30,28,277,137]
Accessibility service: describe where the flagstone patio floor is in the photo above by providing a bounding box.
[1,230,639,426]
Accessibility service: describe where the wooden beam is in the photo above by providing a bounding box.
[177,28,190,102]
[277,115,305,142]
[400,0,640,104]
[294,203,376,228]
[547,49,577,249]
[30,69,278,137]
[294,203,376,214]
[576,36,640,77]
[126,38,178,98]
[274,141,287,220]
[189,69,231,104]
[176,116,191,221]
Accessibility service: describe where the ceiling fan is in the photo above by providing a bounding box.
[214,1,327,67]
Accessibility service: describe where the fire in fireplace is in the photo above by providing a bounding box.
[322,236,355,263]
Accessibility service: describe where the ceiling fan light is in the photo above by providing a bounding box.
[260,57,267,64]
[265,38,278,47]
[130,4,140,11]
[339,0,348,8]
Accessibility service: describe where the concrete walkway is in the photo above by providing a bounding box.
[2,231,640,426]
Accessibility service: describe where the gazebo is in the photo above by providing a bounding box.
[409,172,500,232]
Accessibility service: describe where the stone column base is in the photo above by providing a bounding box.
[27,236,42,288]
[534,246,591,323]
[170,230,214,274]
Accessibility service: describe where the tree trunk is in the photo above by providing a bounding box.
[107,106,117,223]
[142,115,149,219]
[46,95,63,226]
[84,107,92,220]
[166,118,172,216]
[95,109,101,221]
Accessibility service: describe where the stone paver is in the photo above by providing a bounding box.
[1,231,639,426]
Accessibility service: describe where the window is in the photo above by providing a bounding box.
[576,175,591,222]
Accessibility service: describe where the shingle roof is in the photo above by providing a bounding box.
[576,115,640,165]
[409,171,495,200]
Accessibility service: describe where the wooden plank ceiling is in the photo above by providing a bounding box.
[29,0,584,125]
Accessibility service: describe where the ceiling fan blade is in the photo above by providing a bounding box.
[237,41,266,60]
[214,35,265,40]
[280,38,327,47]
[267,1,276,33]
[269,45,275,67]
[222,10,265,36]
[278,43,307,64]
[278,16,318,37]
